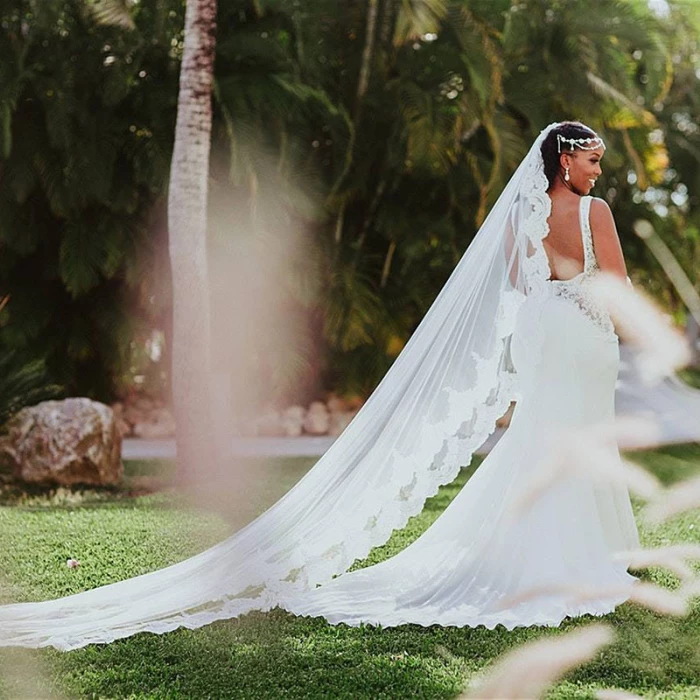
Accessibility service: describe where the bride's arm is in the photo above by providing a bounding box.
[589,197,632,287]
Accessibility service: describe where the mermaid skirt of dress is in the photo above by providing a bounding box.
[283,290,641,629]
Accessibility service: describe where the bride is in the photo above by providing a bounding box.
[0,121,640,650]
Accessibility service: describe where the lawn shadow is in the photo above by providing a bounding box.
[48,608,531,699]
[46,601,700,700]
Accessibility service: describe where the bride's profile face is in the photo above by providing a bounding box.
[562,146,604,195]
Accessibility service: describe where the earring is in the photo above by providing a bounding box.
[564,166,570,182]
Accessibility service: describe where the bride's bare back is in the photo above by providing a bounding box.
[545,190,628,282]
[544,192,587,281]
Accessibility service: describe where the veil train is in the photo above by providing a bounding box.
[1,123,587,650]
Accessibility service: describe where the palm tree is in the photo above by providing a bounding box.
[167,0,218,478]
[1,0,690,407]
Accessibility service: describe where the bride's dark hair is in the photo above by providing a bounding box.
[540,121,599,189]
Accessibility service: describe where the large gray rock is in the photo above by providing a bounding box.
[132,407,176,439]
[281,405,305,437]
[0,398,123,486]
[303,401,330,435]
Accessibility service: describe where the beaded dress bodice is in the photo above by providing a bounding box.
[548,196,616,340]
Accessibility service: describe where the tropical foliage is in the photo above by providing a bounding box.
[0,352,62,427]
[1,0,699,405]
[0,0,179,400]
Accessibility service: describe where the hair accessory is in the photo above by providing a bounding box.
[557,134,605,153]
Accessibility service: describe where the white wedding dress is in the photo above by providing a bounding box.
[284,195,640,629]
[0,124,641,650]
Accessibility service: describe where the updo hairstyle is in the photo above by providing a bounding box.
[540,121,599,189]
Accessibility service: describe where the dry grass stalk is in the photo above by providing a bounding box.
[463,623,614,699]
[589,273,690,384]
[612,544,700,582]
[626,581,689,617]
[511,419,661,518]
[643,475,700,524]
[495,578,691,618]
[612,415,664,451]
[679,577,700,600]
[595,689,643,700]
[0,647,66,699]
[492,582,622,613]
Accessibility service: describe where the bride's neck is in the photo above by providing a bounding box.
[548,176,584,198]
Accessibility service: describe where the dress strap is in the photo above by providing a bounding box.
[579,195,596,272]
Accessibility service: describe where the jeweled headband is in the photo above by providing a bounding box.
[557,133,606,153]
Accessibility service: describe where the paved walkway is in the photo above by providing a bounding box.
[122,429,505,460]
[123,346,700,462]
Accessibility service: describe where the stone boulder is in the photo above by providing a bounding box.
[303,401,330,435]
[132,407,176,439]
[109,394,177,439]
[255,408,286,437]
[326,394,348,413]
[110,401,132,438]
[281,405,305,437]
[0,398,123,486]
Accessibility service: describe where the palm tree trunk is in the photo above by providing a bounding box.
[334,0,381,249]
[380,239,397,288]
[167,0,218,479]
[686,314,700,368]
[355,0,380,120]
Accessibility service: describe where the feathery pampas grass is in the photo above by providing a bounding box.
[463,624,614,699]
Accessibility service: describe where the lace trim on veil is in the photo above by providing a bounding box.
[22,337,521,651]
[520,154,553,293]
[0,126,560,651]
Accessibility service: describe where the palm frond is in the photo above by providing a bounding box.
[586,71,657,128]
[453,4,504,107]
[0,353,63,428]
[394,0,448,46]
[87,0,136,29]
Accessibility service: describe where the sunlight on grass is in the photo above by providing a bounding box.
[0,446,698,699]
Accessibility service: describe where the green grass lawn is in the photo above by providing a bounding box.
[1,445,700,699]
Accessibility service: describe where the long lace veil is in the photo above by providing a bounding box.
[0,123,559,650]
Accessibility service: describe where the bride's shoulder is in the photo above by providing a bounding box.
[588,196,613,215]
[587,197,626,274]
[588,197,617,234]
